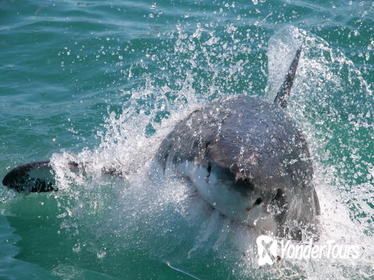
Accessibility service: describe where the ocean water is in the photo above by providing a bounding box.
[0,0,373,279]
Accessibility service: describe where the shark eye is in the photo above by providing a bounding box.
[254,197,263,205]
[273,188,284,200]
[205,163,212,182]
[207,164,212,174]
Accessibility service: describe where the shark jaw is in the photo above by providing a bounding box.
[172,161,285,234]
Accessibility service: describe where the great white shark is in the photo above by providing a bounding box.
[2,46,320,240]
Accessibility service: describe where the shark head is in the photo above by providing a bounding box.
[156,47,319,240]
[165,95,319,239]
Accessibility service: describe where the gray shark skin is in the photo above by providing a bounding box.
[156,95,320,240]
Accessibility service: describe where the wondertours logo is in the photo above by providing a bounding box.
[256,235,361,266]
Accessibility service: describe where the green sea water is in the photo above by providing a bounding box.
[0,0,373,279]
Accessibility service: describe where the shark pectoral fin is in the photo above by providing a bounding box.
[274,46,302,108]
[2,161,56,192]
[2,160,81,192]
[2,160,122,193]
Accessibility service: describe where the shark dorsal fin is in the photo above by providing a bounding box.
[274,46,302,108]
